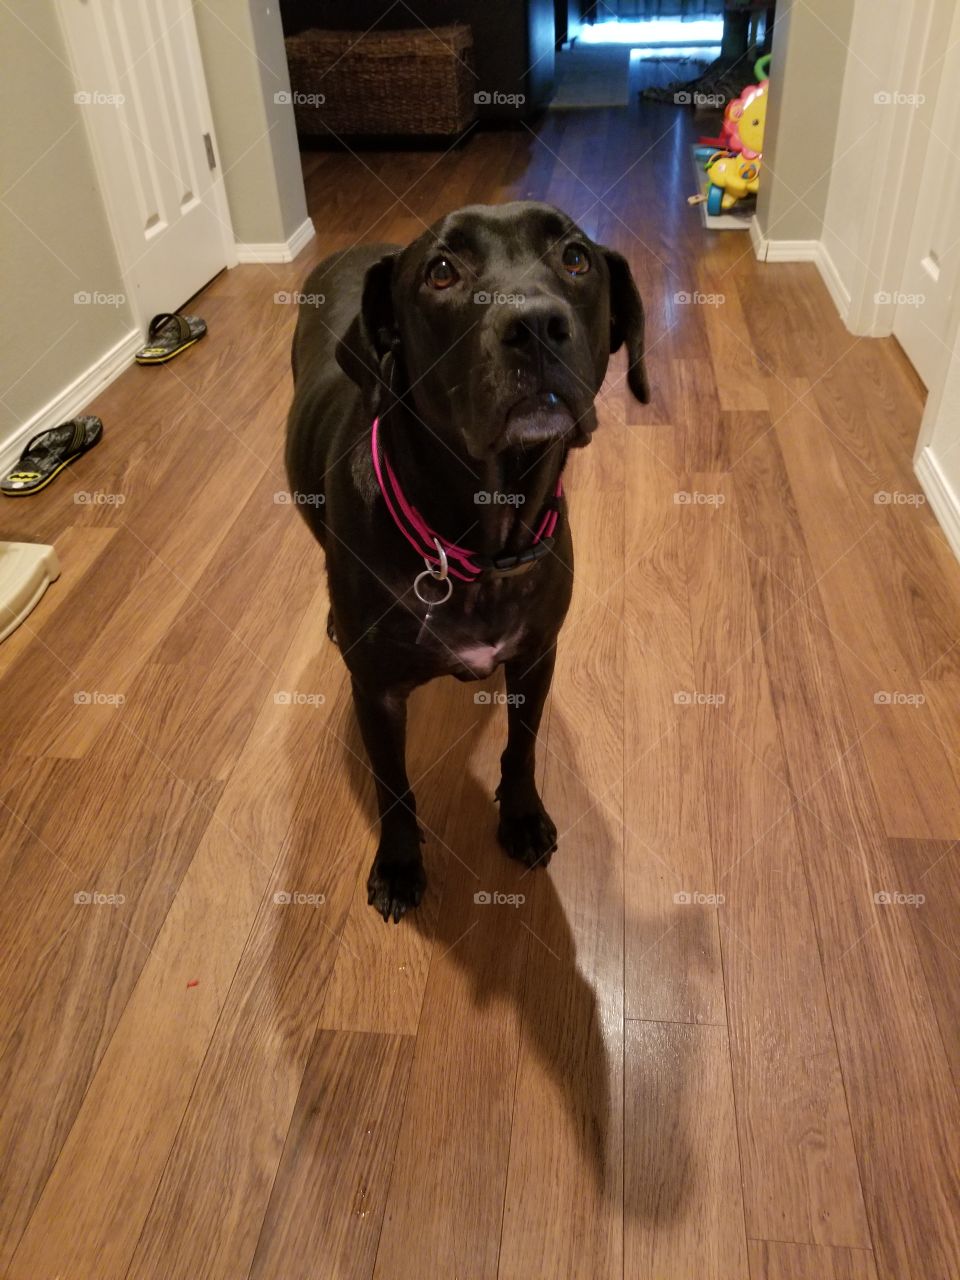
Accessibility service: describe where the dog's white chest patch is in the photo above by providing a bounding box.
[456,643,501,676]
[451,630,523,677]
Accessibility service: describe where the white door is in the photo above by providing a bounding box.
[57,0,234,327]
[893,1,960,388]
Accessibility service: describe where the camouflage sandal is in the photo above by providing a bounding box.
[135,313,207,364]
[1,416,103,497]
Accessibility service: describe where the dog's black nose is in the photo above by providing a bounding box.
[497,298,571,353]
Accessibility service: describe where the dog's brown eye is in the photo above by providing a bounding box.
[426,257,459,290]
[562,244,590,276]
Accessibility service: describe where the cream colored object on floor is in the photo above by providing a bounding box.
[0,542,60,643]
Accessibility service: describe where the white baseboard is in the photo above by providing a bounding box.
[0,328,140,476]
[286,216,317,260]
[767,240,819,262]
[916,445,960,565]
[748,222,851,324]
[235,216,316,264]
[748,214,766,261]
[749,225,820,263]
[814,239,851,325]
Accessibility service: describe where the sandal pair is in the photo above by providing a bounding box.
[3,313,207,498]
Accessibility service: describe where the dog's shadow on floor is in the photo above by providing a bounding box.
[334,672,693,1229]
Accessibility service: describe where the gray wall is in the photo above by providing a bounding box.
[194,0,308,245]
[755,0,855,242]
[0,2,133,454]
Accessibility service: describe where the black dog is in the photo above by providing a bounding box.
[286,201,649,922]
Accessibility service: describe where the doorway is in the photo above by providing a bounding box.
[56,0,236,328]
[892,0,960,390]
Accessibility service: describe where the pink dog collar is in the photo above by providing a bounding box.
[370,416,562,585]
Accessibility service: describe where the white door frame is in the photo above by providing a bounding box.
[54,0,237,331]
[915,299,960,563]
[831,0,955,336]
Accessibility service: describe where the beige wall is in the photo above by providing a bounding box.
[0,2,134,458]
[251,0,310,240]
[193,0,308,245]
[755,0,854,243]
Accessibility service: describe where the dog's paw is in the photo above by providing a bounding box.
[326,609,339,647]
[496,789,558,870]
[367,856,426,923]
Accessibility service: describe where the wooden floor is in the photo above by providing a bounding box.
[2,90,960,1280]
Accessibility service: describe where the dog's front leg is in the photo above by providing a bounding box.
[495,648,559,869]
[351,677,426,923]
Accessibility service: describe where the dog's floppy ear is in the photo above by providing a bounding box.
[602,247,650,404]
[336,253,399,415]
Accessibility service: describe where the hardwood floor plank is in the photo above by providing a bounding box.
[724,410,807,557]
[874,501,960,680]
[921,670,960,794]
[645,264,712,366]
[624,1020,749,1279]
[249,1030,414,1280]
[6,591,344,1280]
[701,280,770,413]
[318,677,470,1036]
[684,475,870,1247]
[749,556,960,1278]
[0,366,199,549]
[749,1239,879,1280]
[0,723,212,1033]
[0,764,219,1268]
[886,837,960,1090]
[623,421,724,1025]
[0,529,192,758]
[371,705,533,1280]
[118,476,321,781]
[740,263,852,384]
[1,380,293,761]
[808,337,926,492]
[124,693,369,1280]
[769,351,960,683]
[774,388,960,838]
[0,524,117,680]
[496,414,626,1280]
[666,357,725,470]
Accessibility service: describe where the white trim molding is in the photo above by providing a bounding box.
[916,445,960,564]
[749,222,851,325]
[813,240,851,326]
[0,328,140,476]
[749,218,819,264]
[748,214,766,262]
[235,216,315,264]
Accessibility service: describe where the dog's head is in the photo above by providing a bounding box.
[336,201,649,459]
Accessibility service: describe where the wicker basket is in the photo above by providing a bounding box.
[284,25,476,138]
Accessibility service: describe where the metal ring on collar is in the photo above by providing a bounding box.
[413,568,453,605]
[414,537,452,604]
